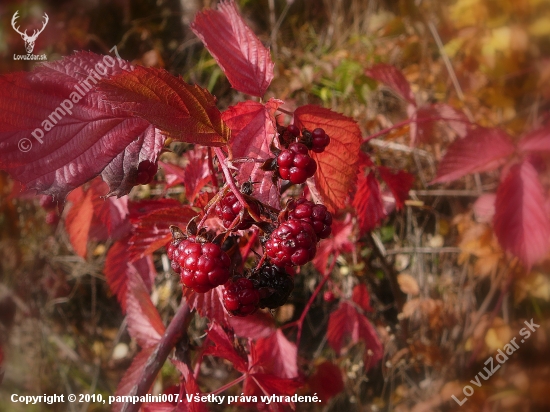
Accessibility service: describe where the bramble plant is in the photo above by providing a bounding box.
[1,0,549,411]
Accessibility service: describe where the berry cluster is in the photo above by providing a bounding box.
[271,125,331,185]
[215,191,260,230]
[167,235,231,293]
[164,123,334,317]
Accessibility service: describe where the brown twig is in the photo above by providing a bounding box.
[121,301,192,412]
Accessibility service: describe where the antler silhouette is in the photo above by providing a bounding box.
[11,11,25,37]
[11,11,49,40]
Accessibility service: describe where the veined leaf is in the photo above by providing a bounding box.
[494,160,550,269]
[191,0,274,97]
[294,105,362,213]
[432,127,516,184]
[99,66,230,146]
[0,52,163,198]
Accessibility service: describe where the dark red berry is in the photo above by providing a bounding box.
[265,219,317,266]
[168,237,231,293]
[136,160,158,185]
[288,198,332,239]
[276,143,317,184]
[222,276,260,316]
[215,192,259,230]
[310,128,330,153]
[251,264,294,309]
[287,124,301,137]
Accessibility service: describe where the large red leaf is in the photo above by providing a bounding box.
[255,330,298,379]
[294,105,362,213]
[191,0,274,97]
[202,322,248,372]
[126,272,166,348]
[99,66,230,146]
[223,99,282,208]
[353,171,386,235]
[378,166,414,210]
[128,205,198,262]
[327,301,383,370]
[365,63,416,106]
[105,236,157,311]
[518,124,550,153]
[493,160,550,268]
[0,52,162,198]
[432,127,516,184]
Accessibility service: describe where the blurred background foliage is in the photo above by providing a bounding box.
[1,0,550,411]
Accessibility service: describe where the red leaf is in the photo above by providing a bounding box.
[294,105,362,213]
[365,63,416,106]
[171,361,208,412]
[184,287,229,326]
[254,330,298,379]
[307,361,344,403]
[65,188,94,258]
[105,237,157,311]
[112,346,156,412]
[101,125,166,197]
[126,271,166,348]
[0,52,161,198]
[191,0,274,97]
[312,214,354,273]
[494,160,550,268]
[160,148,210,203]
[432,127,516,184]
[223,99,283,208]
[203,322,248,372]
[353,171,386,234]
[352,284,373,312]
[327,302,383,370]
[518,124,550,153]
[128,199,181,222]
[128,205,198,261]
[410,104,470,145]
[229,311,275,339]
[378,166,413,210]
[65,179,131,256]
[99,66,230,146]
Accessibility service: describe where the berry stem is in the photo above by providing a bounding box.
[295,253,339,348]
[214,147,262,223]
[121,301,192,412]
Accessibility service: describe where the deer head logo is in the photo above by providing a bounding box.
[11,11,49,54]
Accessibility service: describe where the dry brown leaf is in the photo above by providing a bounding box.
[398,273,420,296]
